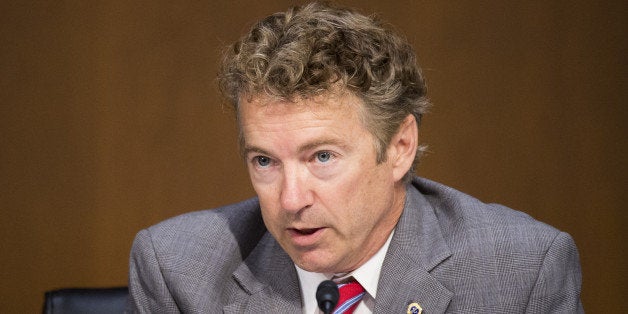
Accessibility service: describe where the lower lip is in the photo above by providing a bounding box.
[287,228,326,247]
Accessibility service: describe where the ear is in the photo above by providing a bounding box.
[387,114,418,182]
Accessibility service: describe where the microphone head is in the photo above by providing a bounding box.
[316,280,339,314]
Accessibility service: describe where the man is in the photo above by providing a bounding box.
[128,2,583,313]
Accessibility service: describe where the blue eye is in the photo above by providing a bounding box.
[316,151,332,163]
[255,156,272,167]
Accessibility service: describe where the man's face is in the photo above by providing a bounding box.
[240,92,407,273]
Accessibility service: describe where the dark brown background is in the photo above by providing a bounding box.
[1,1,626,312]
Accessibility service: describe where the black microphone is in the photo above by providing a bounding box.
[316,280,339,314]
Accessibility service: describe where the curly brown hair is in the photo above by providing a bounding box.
[218,2,430,181]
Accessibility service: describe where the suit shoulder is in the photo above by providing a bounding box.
[409,179,583,311]
[412,177,564,249]
[129,197,267,310]
[138,197,266,257]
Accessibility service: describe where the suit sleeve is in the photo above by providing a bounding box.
[127,229,180,313]
[525,231,584,313]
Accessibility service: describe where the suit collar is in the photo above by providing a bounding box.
[374,182,453,313]
[396,181,452,270]
[225,232,302,313]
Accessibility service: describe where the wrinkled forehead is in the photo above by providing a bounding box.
[236,89,368,124]
[246,95,361,122]
[234,91,371,150]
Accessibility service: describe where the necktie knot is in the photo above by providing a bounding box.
[333,279,365,314]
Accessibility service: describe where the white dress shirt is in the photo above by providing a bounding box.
[296,231,394,314]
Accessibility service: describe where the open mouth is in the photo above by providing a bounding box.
[287,227,325,246]
[293,228,320,235]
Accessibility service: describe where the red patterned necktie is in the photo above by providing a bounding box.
[333,279,366,314]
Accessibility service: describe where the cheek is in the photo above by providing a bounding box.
[259,203,284,237]
[318,172,367,219]
[350,165,394,214]
[251,177,280,204]
[255,188,283,225]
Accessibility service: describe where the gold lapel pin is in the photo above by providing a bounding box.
[407,302,423,314]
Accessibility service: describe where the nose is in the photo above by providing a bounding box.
[279,166,313,213]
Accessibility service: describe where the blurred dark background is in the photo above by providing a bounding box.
[1,1,626,312]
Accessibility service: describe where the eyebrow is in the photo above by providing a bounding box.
[243,138,350,158]
[297,138,349,154]
[242,145,272,158]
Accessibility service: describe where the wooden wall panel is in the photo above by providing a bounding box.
[1,1,625,312]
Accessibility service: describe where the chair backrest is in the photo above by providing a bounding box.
[43,287,128,314]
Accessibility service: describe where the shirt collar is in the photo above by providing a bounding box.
[295,230,395,313]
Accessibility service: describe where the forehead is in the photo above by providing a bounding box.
[238,92,366,127]
[237,92,371,152]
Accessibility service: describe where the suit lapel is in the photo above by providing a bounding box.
[224,232,302,313]
[375,184,453,313]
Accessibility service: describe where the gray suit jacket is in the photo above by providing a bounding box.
[127,177,583,313]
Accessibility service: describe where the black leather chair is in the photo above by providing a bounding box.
[43,287,128,314]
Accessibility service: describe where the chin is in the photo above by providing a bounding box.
[293,254,338,273]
